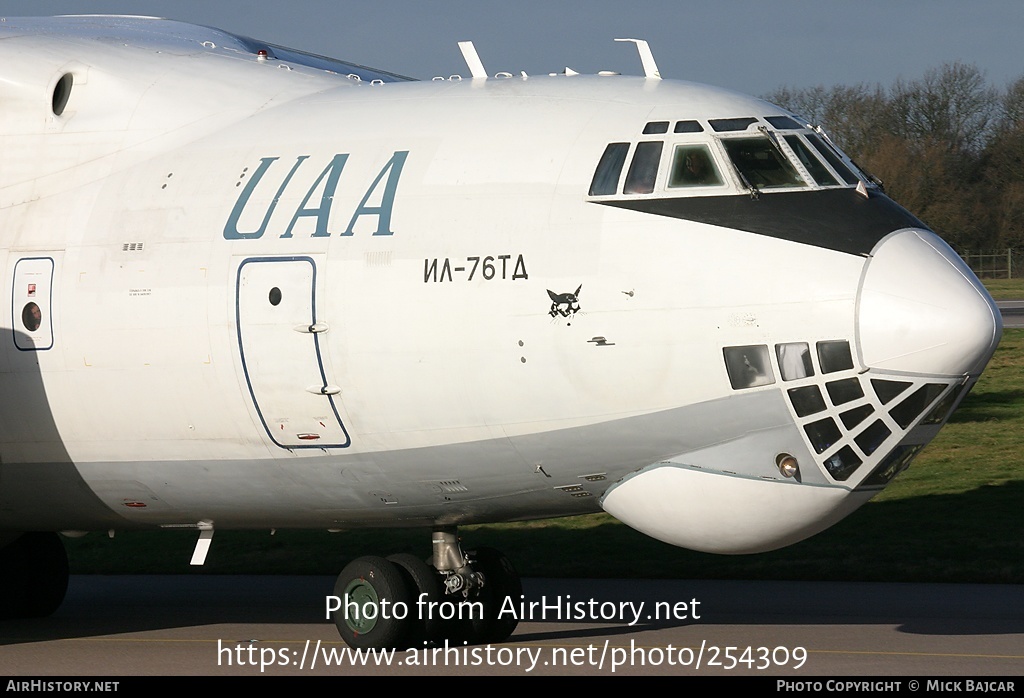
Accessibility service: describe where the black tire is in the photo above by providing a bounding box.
[461,546,522,645]
[0,532,69,620]
[332,556,412,650]
[387,553,445,647]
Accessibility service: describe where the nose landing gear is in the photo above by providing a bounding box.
[333,555,412,650]
[330,527,521,650]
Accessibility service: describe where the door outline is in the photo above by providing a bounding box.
[11,256,55,351]
[235,255,351,449]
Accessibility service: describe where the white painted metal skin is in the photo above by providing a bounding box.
[0,16,1000,557]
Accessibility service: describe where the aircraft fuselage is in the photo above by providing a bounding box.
[0,17,1001,560]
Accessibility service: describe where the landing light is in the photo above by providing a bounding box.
[775,453,799,479]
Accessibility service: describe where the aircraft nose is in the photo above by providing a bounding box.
[857,229,1001,376]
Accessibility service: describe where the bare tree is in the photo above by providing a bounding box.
[768,65,1019,251]
[998,76,1024,131]
[764,83,887,158]
[888,62,997,156]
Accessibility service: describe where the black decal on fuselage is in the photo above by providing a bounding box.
[548,285,582,323]
[597,189,927,255]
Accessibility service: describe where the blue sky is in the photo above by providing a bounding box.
[5,1,1024,96]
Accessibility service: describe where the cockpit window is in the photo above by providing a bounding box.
[860,444,922,487]
[776,342,814,381]
[709,117,757,132]
[722,137,806,189]
[817,340,855,373]
[805,134,860,185]
[592,115,872,200]
[823,445,863,481]
[589,142,629,196]
[765,116,803,130]
[723,345,775,389]
[674,120,704,133]
[784,135,840,186]
[623,142,663,195]
[668,145,724,188]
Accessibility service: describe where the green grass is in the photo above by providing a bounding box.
[982,277,1024,300]
[65,331,1024,583]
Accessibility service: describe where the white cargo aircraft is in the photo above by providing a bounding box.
[0,16,1002,649]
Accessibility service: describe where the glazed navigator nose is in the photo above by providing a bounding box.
[857,229,1001,376]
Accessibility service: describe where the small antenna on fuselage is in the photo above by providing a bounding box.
[614,38,661,80]
[458,41,487,79]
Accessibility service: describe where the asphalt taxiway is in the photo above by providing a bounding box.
[1,575,1021,676]
[998,300,1024,328]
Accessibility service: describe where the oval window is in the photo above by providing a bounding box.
[22,302,42,332]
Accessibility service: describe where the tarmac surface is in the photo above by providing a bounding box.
[1,575,1022,676]
[998,300,1024,328]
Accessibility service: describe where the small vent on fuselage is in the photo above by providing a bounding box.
[122,242,145,252]
[437,480,468,493]
[554,484,590,497]
[365,251,392,267]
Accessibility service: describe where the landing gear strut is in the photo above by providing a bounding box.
[330,527,521,649]
[0,532,69,620]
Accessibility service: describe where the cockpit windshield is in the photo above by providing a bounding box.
[784,135,839,186]
[804,134,860,185]
[588,114,872,199]
[668,144,724,188]
[721,137,805,189]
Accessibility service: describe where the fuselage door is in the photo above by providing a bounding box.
[11,257,55,351]
[236,256,350,449]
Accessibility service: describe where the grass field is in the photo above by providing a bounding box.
[64,330,1024,583]
[981,277,1024,300]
